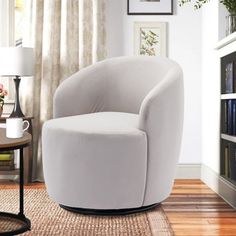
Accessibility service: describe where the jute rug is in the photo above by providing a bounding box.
[0,189,174,236]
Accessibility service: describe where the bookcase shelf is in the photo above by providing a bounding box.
[220,50,236,185]
[221,134,236,143]
[221,94,236,100]
[221,175,236,186]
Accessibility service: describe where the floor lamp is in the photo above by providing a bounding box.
[0,47,34,117]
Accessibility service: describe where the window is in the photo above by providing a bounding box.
[15,0,24,47]
[0,0,25,102]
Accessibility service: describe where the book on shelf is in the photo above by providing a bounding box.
[0,154,12,161]
[0,151,14,155]
[225,62,234,93]
[227,100,233,135]
[222,101,228,133]
[224,61,236,93]
[0,160,13,166]
[233,100,236,135]
[0,151,14,171]
[0,162,14,170]
[223,142,236,181]
[224,145,230,177]
[224,99,236,135]
[230,146,236,181]
[225,99,236,135]
[0,165,14,171]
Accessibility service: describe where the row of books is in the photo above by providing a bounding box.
[222,142,236,181]
[222,100,236,135]
[225,61,236,93]
[0,151,14,171]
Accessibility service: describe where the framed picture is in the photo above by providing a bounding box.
[128,0,173,15]
[134,22,167,57]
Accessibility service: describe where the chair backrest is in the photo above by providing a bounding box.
[101,56,179,114]
[54,56,181,117]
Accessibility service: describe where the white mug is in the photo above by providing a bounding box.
[6,118,30,138]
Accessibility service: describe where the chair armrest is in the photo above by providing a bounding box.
[53,63,107,118]
[138,66,184,205]
[139,66,184,129]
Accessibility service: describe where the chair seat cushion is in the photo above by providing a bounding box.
[44,112,142,135]
[42,112,147,209]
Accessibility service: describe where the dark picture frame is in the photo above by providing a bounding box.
[127,0,173,15]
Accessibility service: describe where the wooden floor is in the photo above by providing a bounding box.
[0,179,236,235]
[163,180,236,236]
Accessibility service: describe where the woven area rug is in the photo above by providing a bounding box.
[0,189,174,236]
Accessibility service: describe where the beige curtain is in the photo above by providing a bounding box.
[21,0,106,181]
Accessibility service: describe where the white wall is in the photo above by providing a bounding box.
[201,1,220,173]
[106,0,202,164]
[201,2,228,173]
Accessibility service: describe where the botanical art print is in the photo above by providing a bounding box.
[140,29,158,56]
[134,22,167,57]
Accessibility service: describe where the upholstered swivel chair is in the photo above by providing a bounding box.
[42,56,184,215]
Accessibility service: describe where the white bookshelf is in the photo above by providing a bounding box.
[218,33,236,192]
[215,32,236,50]
[221,134,236,143]
[221,94,236,100]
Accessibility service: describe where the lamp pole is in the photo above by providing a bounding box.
[9,76,25,117]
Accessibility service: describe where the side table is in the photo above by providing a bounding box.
[0,116,33,184]
[0,128,31,235]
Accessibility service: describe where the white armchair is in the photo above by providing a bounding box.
[42,56,184,215]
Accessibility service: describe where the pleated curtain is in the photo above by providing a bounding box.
[21,0,106,181]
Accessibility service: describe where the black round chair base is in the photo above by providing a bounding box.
[60,203,160,216]
[0,212,31,236]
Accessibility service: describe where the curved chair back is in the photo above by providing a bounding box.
[54,56,181,117]
[101,57,179,114]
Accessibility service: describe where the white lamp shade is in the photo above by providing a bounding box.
[0,47,34,77]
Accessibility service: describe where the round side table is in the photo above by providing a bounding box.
[0,128,31,235]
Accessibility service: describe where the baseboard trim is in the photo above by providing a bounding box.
[176,164,201,179]
[201,164,236,208]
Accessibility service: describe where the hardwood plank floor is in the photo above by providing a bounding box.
[163,179,236,236]
[0,179,236,235]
